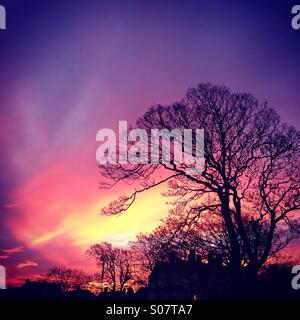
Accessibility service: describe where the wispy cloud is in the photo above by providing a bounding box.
[0,255,9,260]
[4,203,20,209]
[6,274,44,287]
[16,260,38,269]
[2,246,24,254]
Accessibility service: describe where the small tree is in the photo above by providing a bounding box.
[47,266,89,292]
[86,242,133,291]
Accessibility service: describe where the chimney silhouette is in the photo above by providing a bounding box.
[169,251,177,264]
[188,250,196,263]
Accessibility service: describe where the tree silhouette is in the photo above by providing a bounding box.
[130,209,229,268]
[86,242,133,292]
[99,83,300,277]
[47,266,89,292]
[129,232,172,272]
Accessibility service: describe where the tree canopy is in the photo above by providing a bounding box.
[99,83,300,275]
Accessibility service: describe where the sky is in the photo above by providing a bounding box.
[0,0,300,286]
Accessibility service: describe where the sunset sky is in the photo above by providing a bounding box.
[0,0,300,286]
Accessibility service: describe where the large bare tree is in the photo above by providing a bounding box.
[99,83,300,277]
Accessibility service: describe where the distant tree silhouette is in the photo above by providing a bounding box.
[129,232,174,272]
[47,266,89,292]
[129,232,177,286]
[86,242,133,292]
[99,83,300,278]
[130,213,225,269]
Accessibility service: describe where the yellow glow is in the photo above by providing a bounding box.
[28,186,169,249]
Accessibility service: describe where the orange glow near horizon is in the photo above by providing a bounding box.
[4,151,170,278]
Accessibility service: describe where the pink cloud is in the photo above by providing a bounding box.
[4,203,20,209]
[6,274,44,287]
[16,260,39,269]
[2,246,24,254]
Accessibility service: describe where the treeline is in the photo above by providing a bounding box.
[45,208,300,294]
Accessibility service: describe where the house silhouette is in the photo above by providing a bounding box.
[148,250,230,300]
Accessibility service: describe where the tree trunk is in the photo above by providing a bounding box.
[220,189,241,272]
